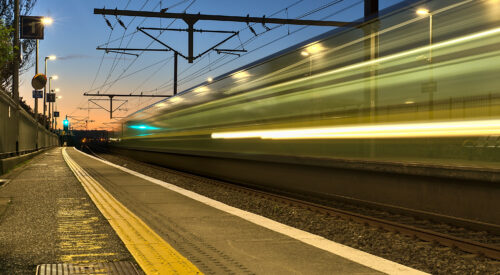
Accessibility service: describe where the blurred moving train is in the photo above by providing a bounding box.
[112,0,500,224]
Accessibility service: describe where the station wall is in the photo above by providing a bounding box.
[0,90,58,155]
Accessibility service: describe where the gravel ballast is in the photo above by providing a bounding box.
[93,149,500,275]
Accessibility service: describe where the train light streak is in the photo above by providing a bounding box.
[129,125,160,130]
[211,119,500,140]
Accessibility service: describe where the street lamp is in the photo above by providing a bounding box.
[41,17,53,25]
[44,56,56,125]
[51,88,60,129]
[300,43,324,76]
[48,75,58,129]
[416,8,432,62]
[417,8,435,119]
[35,18,53,74]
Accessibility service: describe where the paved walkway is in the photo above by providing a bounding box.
[0,148,136,274]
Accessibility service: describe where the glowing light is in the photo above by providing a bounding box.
[48,55,56,60]
[51,75,58,80]
[63,119,69,126]
[170,97,183,103]
[301,51,310,57]
[211,119,500,140]
[41,17,53,25]
[232,71,250,79]
[55,88,60,92]
[57,96,62,99]
[405,100,415,104]
[207,77,213,82]
[193,86,209,94]
[416,8,430,15]
[305,43,324,54]
[156,103,166,108]
[129,124,160,130]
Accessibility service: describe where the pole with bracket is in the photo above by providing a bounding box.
[109,95,114,119]
[174,52,178,95]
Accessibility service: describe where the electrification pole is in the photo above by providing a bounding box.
[13,0,20,154]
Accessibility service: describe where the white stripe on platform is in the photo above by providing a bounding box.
[73,147,429,275]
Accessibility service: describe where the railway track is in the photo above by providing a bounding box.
[83,145,500,261]
[229,185,500,260]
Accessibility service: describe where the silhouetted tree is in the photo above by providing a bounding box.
[0,0,38,92]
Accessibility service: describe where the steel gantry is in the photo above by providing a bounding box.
[84,92,171,119]
[91,1,379,120]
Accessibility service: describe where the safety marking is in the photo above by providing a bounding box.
[62,148,202,275]
[73,147,430,275]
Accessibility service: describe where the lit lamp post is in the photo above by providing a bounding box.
[43,55,56,127]
[48,74,58,129]
[33,18,53,121]
[416,8,432,62]
[54,95,62,130]
[417,8,435,119]
[51,88,60,129]
[300,44,324,76]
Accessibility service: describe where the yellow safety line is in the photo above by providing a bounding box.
[62,148,202,275]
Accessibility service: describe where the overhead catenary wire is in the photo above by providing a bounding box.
[71,0,200,123]
[147,0,351,94]
[74,0,354,127]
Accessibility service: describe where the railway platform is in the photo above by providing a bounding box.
[0,147,428,274]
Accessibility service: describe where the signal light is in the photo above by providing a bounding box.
[63,119,69,131]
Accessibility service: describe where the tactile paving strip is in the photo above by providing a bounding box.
[36,261,141,275]
[62,148,202,274]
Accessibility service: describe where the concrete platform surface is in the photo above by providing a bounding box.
[64,147,428,275]
[0,148,138,274]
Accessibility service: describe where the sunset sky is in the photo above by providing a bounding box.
[20,0,403,130]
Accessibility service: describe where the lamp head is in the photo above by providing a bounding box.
[41,17,53,25]
[417,8,430,15]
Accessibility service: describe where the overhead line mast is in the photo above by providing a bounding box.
[91,1,378,121]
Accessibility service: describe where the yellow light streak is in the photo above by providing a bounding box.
[211,119,500,140]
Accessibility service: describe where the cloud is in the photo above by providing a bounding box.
[57,54,134,61]
[57,54,92,60]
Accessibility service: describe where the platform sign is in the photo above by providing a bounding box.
[20,16,44,39]
[53,111,60,118]
[32,90,43,99]
[47,93,56,102]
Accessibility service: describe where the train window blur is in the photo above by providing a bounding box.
[120,0,500,167]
